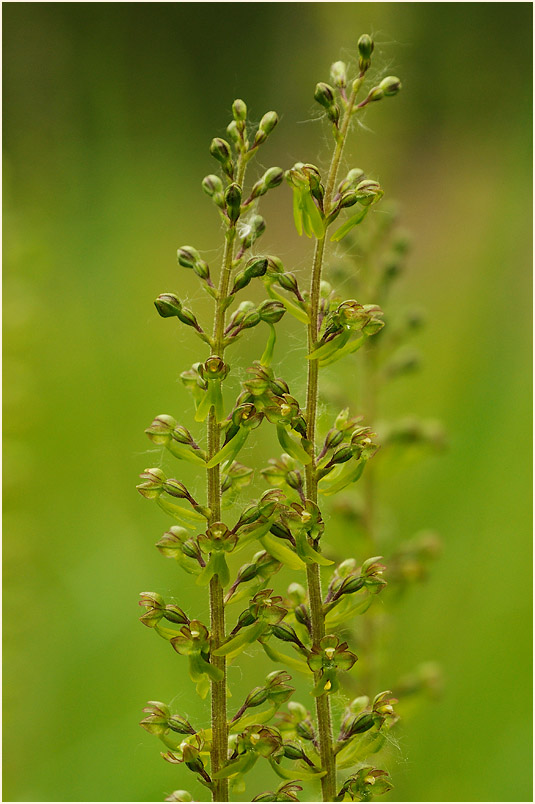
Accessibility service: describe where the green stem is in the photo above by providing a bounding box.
[304,81,360,803]
[207,156,247,803]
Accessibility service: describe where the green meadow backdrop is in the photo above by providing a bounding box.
[3,3,532,801]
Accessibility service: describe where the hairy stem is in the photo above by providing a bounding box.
[304,82,360,803]
[207,158,246,802]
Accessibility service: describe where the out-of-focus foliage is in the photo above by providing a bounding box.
[3,3,532,802]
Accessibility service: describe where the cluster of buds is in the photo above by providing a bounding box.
[224,298,286,342]
[177,245,214,290]
[155,525,204,571]
[231,670,295,724]
[138,591,189,629]
[140,701,196,738]
[338,691,398,744]
[144,415,207,466]
[225,550,281,603]
[309,300,384,365]
[314,81,340,126]
[324,555,387,613]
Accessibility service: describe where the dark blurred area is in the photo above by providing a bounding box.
[3,3,532,801]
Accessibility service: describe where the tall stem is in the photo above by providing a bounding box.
[207,158,246,802]
[304,82,360,802]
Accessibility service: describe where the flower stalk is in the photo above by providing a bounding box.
[136,36,422,804]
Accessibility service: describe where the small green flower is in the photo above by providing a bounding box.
[308,635,357,696]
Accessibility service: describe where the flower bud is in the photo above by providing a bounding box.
[258,300,286,323]
[201,174,223,197]
[145,414,177,445]
[272,622,303,645]
[177,246,201,269]
[283,741,307,761]
[210,137,232,165]
[259,111,279,136]
[244,686,270,708]
[326,104,340,125]
[232,98,247,124]
[294,604,311,628]
[156,525,189,558]
[164,603,190,625]
[245,256,269,278]
[379,75,402,96]
[314,82,335,109]
[140,700,169,735]
[330,61,347,88]
[358,34,374,60]
[172,425,195,445]
[225,182,242,223]
[137,467,166,499]
[226,119,241,144]
[154,293,182,318]
[162,479,190,499]
[167,714,196,734]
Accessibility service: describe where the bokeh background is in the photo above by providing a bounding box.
[3,3,532,802]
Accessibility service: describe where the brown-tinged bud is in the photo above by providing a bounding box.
[163,604,190,625]
[379,75,402,96]
[202,174,223,197]
[167,714,196,734]
[210,137,232,164]
[137,467,166,499]
[314,82,335,108]
[232,98,247,123]
[154,293,182,318]
[259,111,279,136]
[177,246,201,268]
[258,299,286,324]
[145,414,177,445]
[225,182,242,223]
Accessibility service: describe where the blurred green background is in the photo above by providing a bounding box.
[3,3,532,802]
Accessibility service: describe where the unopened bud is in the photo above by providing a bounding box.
[167,714,196,734]
[154,293,182,318]
[225,182,242,223]
[145,414,177,445]
[232,98,247,123]
[258,300,286,324]
[202,174,223,197]
[162,479,190,499]
[259,111,279,136]
[314,82,335,109]
[379,76,402,96]
[210,137,232,164]
[358,34,374,60]
[330,61,347,88]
